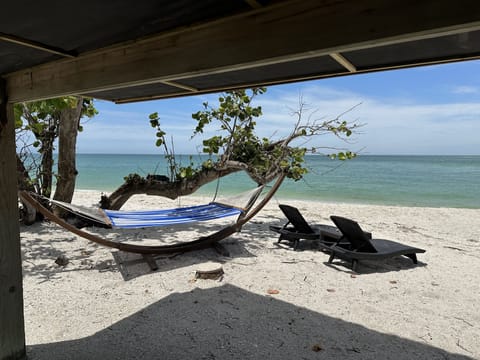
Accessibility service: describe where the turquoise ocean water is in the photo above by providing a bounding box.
[74,154,480,209]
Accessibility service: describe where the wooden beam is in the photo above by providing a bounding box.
[330,52,357,72]
[161,80,198,92]
[0,32,76,58]
[5,0,480,103]
[0,79,26,360]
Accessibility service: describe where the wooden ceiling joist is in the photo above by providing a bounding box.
[161,80,198,92]
[0,32,76,58]
[330,52,357,72]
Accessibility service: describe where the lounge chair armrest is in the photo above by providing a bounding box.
[317,242,349,254]
[269,225,320,240]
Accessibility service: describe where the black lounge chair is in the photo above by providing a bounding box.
[269,204,358,250]
[322,216,426,272]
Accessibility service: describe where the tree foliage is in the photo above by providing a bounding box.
[151,87,357,184]
[102,88,359,210]
[15,96,97,211]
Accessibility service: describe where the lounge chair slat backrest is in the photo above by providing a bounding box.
[330,216,377,253]
[279,204,314,234]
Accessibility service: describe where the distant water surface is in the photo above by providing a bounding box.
[74,154,480,209]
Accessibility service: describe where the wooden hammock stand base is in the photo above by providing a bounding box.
[141,244,229,272]
[18,174,285,259]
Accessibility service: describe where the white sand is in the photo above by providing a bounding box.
[20,191,480,359]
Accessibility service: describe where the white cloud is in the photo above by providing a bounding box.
[258,84,480,155]
[451,85,479,94]
[78,84,480,155]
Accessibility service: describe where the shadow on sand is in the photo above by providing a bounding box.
[21,212,429,283]
[27,283,471,360]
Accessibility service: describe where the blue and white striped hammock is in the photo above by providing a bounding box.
[103,203,243,229]
[46,186,264,229]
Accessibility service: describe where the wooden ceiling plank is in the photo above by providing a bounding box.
[6,0,480,103]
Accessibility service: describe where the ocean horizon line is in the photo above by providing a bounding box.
[70,152,480,157]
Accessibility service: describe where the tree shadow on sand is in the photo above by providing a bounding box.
[27,283,473,360]
[20,220,261,282]
[21,213,428,282]
[111,235,257,281]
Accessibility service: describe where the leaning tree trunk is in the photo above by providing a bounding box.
[101,167,241,210]
[53,97,83,217]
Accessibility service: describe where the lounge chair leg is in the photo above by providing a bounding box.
[328,253,335,263]
[351,259,358,272]
[293,240,299,250]
[405,253,418,264]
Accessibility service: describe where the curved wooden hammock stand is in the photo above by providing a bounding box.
[19,174,285,255]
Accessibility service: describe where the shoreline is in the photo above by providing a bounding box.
[72,188,480,210]
[21,191,480,359]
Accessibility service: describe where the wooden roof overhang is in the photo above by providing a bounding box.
[2,0,480,104]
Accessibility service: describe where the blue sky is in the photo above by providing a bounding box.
[78,59,480,155]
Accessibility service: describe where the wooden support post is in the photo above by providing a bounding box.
[0,79,26,360]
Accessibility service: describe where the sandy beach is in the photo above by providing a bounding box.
[20,190,480,359]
